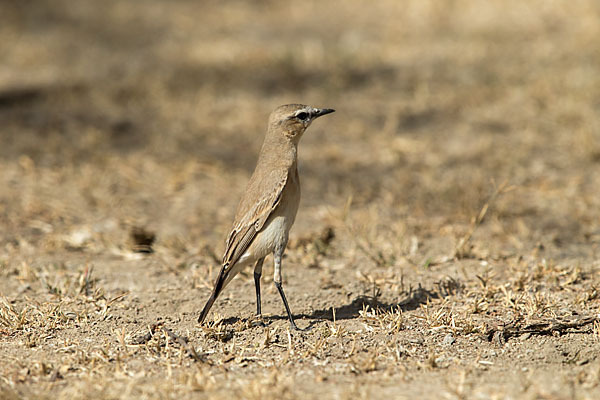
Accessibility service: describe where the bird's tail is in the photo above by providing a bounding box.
[197,265,229,323]
[198,294,217,324]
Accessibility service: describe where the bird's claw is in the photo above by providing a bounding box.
[290,322,311,332]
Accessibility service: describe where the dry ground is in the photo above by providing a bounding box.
[1,1,600,398]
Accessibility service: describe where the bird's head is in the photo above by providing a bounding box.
[268,104,335,143]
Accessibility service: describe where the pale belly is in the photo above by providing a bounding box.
[252,215,291,257]
[239,215,294,265]
[223,214,295,287]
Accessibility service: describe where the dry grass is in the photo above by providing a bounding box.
[1,0,600,398]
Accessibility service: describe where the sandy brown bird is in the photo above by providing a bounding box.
[198,104,335,330]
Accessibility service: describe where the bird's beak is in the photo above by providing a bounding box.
[313,108,335,118]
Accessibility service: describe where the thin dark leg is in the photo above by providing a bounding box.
[254,271,262,316]
[273,243,306,331]
[274,281,303,331]
[249,258,266,328]
[253,258,265,316]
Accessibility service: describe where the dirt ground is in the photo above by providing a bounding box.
[1,1,600,398]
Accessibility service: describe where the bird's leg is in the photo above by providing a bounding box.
[253,258,265,316]
[273,246,303,331]
[250,258,266,328]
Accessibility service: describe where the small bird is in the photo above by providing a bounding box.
[198,104,335,330]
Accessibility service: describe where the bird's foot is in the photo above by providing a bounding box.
[289,320,312,332]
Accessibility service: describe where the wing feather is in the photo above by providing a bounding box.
[221,169,288,270]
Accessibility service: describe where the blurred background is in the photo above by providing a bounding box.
[2,2,600,398]
[1,0,599,262]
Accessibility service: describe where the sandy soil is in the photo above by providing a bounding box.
[1,1,600,398]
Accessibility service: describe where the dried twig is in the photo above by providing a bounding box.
[131,323,159,345]
[131,323,206,363]
[162,326,206,363]
[488,316,599,344]
[453,180,514,259]
[341,196,395,267]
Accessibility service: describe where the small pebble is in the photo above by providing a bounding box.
[409,337,424,345]
[442,333,455,346]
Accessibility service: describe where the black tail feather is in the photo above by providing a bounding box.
[198,294,217,323]
[198,269,227,323]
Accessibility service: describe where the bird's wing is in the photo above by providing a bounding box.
[222,168,288,270]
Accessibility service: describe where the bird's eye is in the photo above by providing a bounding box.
[295,112,309,121]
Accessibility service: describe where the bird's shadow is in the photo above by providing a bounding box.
[220,284,442,328]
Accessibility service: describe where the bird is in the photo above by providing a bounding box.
[198,104,335,330]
